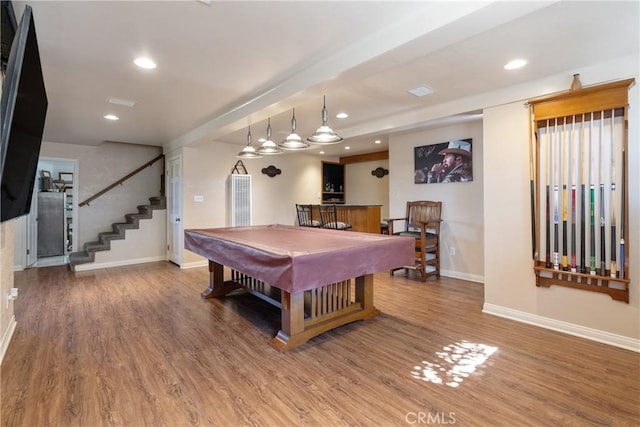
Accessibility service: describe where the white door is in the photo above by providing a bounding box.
[166,154,183,265]
[26,187,38,267]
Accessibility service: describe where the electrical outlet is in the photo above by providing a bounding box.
[6,288,18,308]
[449,247,456,256]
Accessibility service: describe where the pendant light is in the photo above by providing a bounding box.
[237,125,262,158]
[256,118,283,155]
[280,108,310,150]
[307,95,343,145]
[570,73,582,91]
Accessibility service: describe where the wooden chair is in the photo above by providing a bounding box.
[296,204,321,227]
[386,201,442,281]
[319,204,352,230]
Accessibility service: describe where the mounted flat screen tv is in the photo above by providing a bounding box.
[1,4,48,222]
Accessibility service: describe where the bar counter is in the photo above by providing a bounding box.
[312,204,382,234]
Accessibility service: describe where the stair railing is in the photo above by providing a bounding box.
[78,154,165,207]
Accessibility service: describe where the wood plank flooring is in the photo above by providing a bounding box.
[2,262,638,426]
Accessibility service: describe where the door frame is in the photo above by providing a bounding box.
[22,157,79,267]
[166,153,183,266]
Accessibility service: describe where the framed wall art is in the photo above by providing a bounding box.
[414,138,473,184]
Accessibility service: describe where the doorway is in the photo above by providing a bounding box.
[24,157,79,268]
[166,154,182,266]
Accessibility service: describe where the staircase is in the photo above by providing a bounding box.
[68,196,166,271]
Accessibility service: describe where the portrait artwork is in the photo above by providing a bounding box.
[414,139,473,184]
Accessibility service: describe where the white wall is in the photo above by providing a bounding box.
[388,120,484,282]
[345,159,389,219]
[179,142,327,265]
[481,65,639,347]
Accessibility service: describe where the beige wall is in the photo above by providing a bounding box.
[388,120,485,282]
[0,221,16,361]
[38,141,163,248]
[382,56,639,347]
[85,211,167,270]
[180,142,328,265]
[483,84,639,344]
[345,159,389,219]
[0,76,17,362]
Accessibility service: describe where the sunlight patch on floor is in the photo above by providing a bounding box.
[411,340,497,387]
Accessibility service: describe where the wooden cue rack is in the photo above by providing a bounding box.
[528,78,634,303]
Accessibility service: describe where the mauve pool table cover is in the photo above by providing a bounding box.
[184,224,414,293]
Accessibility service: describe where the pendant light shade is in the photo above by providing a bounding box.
[570,73,582,91]
[237,125,262,159]
[257,118,283,155]
[307,96,343,145]
[280,109,310,150]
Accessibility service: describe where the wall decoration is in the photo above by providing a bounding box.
[231,160,248,174]
[261,165,281,178]
[58,172,73,181]
[414,139,473,184]
[528,78,633,303]
[371,167,389,178]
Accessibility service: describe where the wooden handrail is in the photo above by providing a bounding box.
[79,154,165,207]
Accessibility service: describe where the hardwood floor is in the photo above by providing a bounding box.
[2,262,638,426]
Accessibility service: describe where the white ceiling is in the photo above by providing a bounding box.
[11,1,639,158]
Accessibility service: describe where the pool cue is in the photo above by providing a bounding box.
[562,119,569,271]
[599,111,607,277]
[545,120,552,268]
[610,109,617,278]
[528,105,537,261]
[579,114,587,274]
[589,113,596,276]
[553,118,560,270]
[570,116,577,273]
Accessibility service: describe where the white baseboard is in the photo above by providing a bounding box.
[180,260,208,269]
[74,255,166,272]
[483,303,640,353]
[441,269,484,283]
[13,264,24,272]
[0,315,17,365]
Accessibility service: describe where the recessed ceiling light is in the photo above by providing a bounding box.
[104,114,119,121]
[336,112,349,119]
[345,146,350,150]
[319,151,325,155]
[107,97,136,107]
[134,57,157,69]
[504,59,527,70]
[408,85,434,97]
[374,140,381,144]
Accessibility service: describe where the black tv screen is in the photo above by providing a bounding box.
[1,4,48,222]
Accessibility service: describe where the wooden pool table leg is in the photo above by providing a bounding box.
[201,260,241,299]
[354,274,380,318]
[272,274,380,351]
[273,291,306,350]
